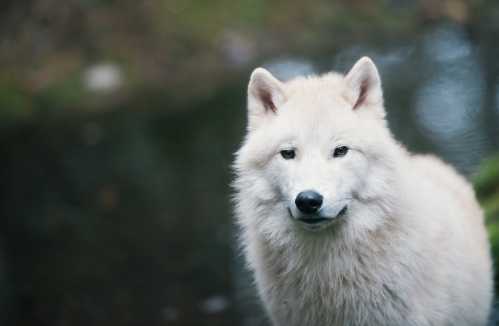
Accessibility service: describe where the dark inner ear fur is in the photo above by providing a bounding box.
[353,78,369,110]
[259,89,277,112]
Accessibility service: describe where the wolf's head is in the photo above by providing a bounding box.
[235,57,401,243]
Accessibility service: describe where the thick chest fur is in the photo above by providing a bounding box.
[262,249,413,326]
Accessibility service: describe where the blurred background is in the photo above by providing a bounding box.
[0,0,499,325]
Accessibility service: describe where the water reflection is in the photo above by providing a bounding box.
[415,24,487,172]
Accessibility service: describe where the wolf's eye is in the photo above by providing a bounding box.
[280,149,296,160]
[333,146,349,158]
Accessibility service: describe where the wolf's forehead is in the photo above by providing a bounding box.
[275,101,354,142]
[284,72,346,95]
[270,73,356,138]
[282,73,349,109]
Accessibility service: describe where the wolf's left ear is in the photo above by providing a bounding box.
[247,68,286,130]
[344,57,384,116]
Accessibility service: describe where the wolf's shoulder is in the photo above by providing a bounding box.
[408,154,475,204]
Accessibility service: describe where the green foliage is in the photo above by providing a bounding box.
[474,155,499,290]
[36,72,86,111]
[475,155,499,226]
[475,154,499,199]
[0,78,33,122]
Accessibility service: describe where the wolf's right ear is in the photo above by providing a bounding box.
[247,68,286,130]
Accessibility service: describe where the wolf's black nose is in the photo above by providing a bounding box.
[295,191,323,214]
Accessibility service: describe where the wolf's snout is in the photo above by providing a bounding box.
[295,190,323,214]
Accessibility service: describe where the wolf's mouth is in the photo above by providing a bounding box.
[336,205,348,218]
[298,217,329,224]
[291,205,348,227]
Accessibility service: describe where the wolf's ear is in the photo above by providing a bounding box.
[344,57,384,115]
[247,68,286,130]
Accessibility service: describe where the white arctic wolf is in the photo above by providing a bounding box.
[233,57,493,326]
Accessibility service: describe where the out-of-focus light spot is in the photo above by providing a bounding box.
[415,72,482,140]
[199,295,229,314]
[415,23,487,172]
[415,24,483,141]
[263,59,315,81]
[220,32,255,67]
[422,24,471,62]
[84,63,123,92]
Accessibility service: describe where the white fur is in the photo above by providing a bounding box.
[233,57,493,326]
